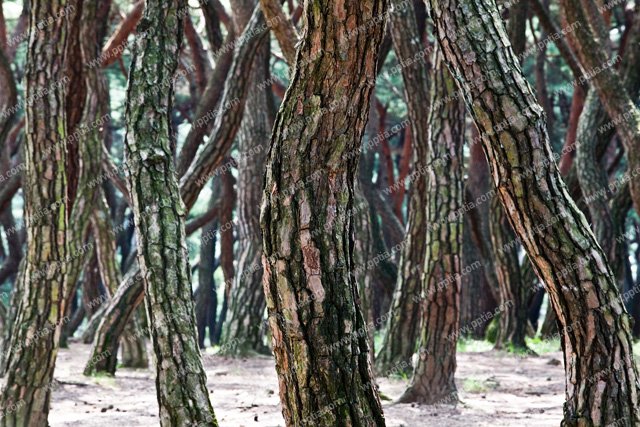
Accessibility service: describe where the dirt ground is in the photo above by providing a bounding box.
[40,343,565,426]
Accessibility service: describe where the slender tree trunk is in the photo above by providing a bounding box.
[560,0,640,218]
[398,49,464,405]
[220,4,270,354]
[196,182,219,348]
[260,0,389,423]
[490,198,529,350]
[428,0,640,423]
[376,0,431,375]
[0,1,70,424]
[121,1,217,424]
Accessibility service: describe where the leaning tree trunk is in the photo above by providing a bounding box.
[560,0,640,220]
[121,1,217,425]
[490,0,529,351]
[219,14,269,356]
[86,5,269,360]
[260,0,389,423]
[376,0,431,376]
[398,49,464,405]
[0,1,70,425]
[427,0,640,424]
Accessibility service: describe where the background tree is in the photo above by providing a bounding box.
[398,49,465,405]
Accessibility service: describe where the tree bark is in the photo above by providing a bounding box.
[120,1,217,424]
[398,49,464,405]
[0,0,70,424]
[220,0,269,355]
[260,0,389,423]
[376,0,430,375]
[428,0,640,424]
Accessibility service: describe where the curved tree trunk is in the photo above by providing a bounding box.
[220,30,270,356]
[260,0,389,423]
[428,0,640,424]
[376,0,431,375]
[398,49,464,405]
[84,0,269,380]
[560,0,640,220]
[0,1,70,424]
[120,1,217,424]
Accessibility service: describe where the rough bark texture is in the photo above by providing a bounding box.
[398,49,464,405]
[427,0,640,424]
[376,0,430,375]
[259,0,389,423]
[121,1,217,425]
[489,0,529,351]
[0,0,70,424]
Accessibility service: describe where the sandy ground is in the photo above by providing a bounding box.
[39,343,566,426]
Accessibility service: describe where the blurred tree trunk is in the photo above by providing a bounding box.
[219,0,269,356]
[560,0,640,220]
[428,0,640,423]
[195,182,219,348]
[398,49,464,404]
[120,0,217,424]
[376,0,430,375]
[260,0,388,423]
[211,163,235,345]
[0,0,70,424]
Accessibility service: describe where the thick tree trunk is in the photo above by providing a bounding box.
[376,0,431,375]
[120,1,217,425]
[488,0,530,351]
[428,0,640,424]
[220,1,269,354]
[0,1,70,424]
[260,0,388,423]
[398,49,464,405]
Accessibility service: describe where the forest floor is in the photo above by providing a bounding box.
[39,341,567,426]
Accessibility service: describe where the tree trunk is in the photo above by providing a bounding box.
[490,198,529,350]
[0,0,70,424]
[196,182,219,348]
[460,212,497,339]
[219,2,269,354]
[488,0,530,351]
[376,0,431,375]
[560,0,640,219]
[121,1,217,424]
[398,49,464,405]
[428,0,640,423]
[260,0,388,423]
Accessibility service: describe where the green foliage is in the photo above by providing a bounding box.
[526,337,561,354]
[456,338,493,353]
